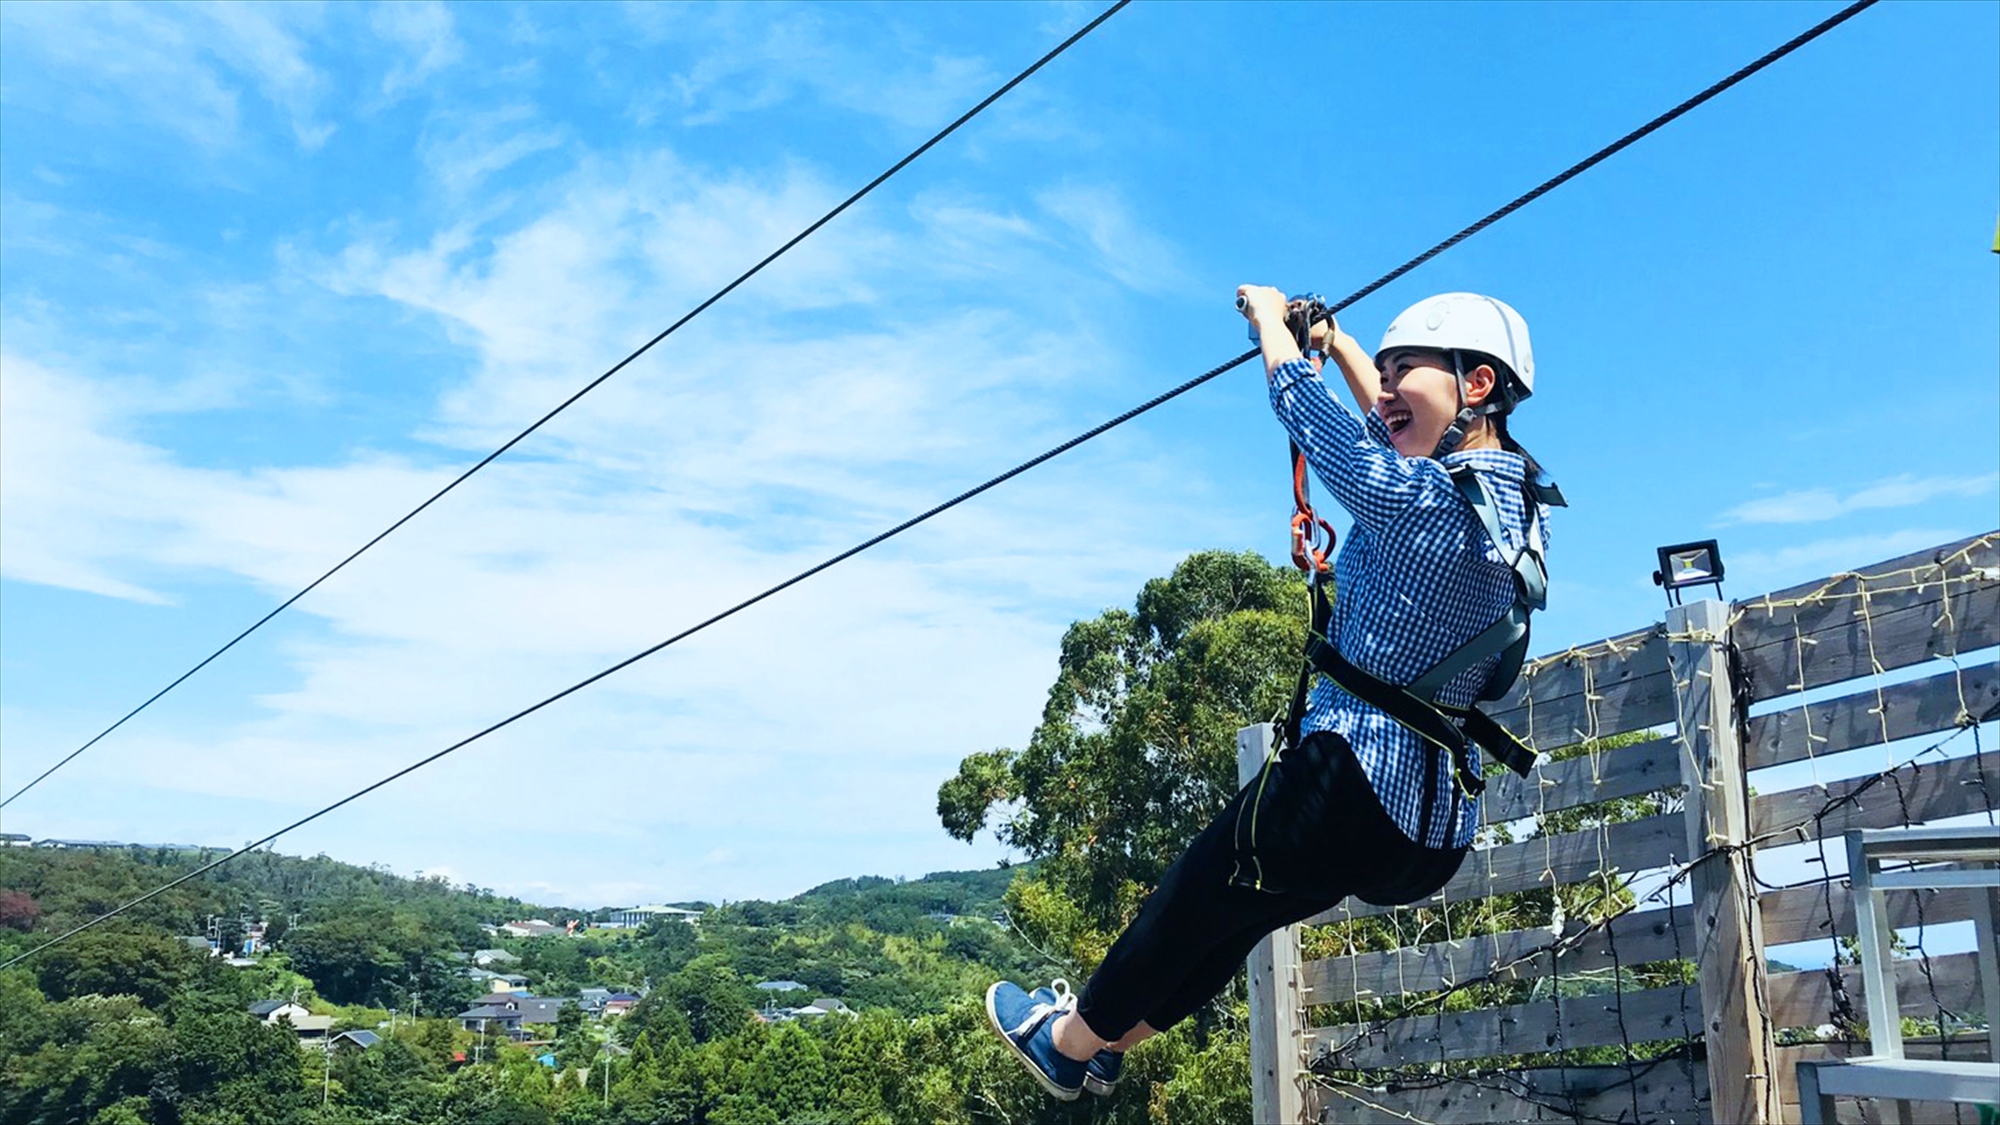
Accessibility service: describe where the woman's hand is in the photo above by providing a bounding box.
[1236,285,1290,334]
[1307,314,1340,354]
[1238,284,1304,380]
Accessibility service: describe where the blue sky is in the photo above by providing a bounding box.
[2,1,1994,909]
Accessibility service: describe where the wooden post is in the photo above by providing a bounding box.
[1239,722,1309,1125]
[1667,599,1779,1124]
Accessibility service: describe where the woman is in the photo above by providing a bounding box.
[985,287,1560,1100]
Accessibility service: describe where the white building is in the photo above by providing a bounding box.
[602,904,702,929]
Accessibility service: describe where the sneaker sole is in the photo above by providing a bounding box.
[1083,1072,1119,1097]
[984,982,1082,1102]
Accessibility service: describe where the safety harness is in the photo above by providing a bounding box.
[1242,296,1568,878]
[1286,465,1563,790]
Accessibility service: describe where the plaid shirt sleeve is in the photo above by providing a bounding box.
[1267,359,1458,531]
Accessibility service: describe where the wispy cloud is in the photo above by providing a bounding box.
[1722,473,1998,525]
[1725,529,1968,598]
[0,2,331,151]
[619,4,995,134]
[419,104,566,197]
[1036,184,1190,295]
[372,0,463,101]
[0,137,1233,903]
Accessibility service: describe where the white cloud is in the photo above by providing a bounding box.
[373,0,464,100]
[0,2,330,151]
[1725,529,1968,597]
[195,4,335,149]
[419,104,566,196]
[1722,473,1998,525]
[0,138,1234,903]
[619,4,994,133]
[1037,184,1190,295]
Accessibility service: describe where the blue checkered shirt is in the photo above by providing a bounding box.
[1269,357,1551,849]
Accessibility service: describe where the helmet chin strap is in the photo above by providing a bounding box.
[1429,351,1485,460]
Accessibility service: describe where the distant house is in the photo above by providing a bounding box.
[458,1004,526,1035]
[472,948,520,967]
[514,998,570,1027]
[601,904,702,929]
[0,833,31,847]
[578,988,612,1012]
[249,1000,311,1025]
[36,838,124,849]
[474,990,532,1007]
[280,1012,335,1040]
[466,971,530,992]
[500,919,562,938]
[601,993,640,1018]
[182,936,218,955]
[755,980,809,994]
[795,998,855,1018]
[330,1030,381,1053]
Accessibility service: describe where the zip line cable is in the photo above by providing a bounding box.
[0,0,1132,813]
[0,0,1877,970]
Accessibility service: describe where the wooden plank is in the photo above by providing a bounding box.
[1309,810,1685,925]
[1303,903,1695,1002]
[1730,533,1997,650]
[1767,952,1985,1030]
[1238,724,1309,1125]
[1311,983,1699,1069]
[1761,883,1988,949]
[1735,582,2000,705]
[1483,629,1676,747]
[1299,882,1987,1015]
[1671,598,1780,1124]
[1749,752,1995,843]
[1747,665,2000,770]
[1315,1058,1708,1124]
[1482,735,1681,824]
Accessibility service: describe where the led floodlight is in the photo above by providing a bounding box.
[1652,540,1725,608]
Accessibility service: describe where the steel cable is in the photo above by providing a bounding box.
[0,0,1879,969]
[0,0,1133,811]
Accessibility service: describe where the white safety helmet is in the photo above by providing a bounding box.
[1376,292,1535,411]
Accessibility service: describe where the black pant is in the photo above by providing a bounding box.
[1075,731,1466,1041]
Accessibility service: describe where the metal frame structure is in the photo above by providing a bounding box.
[1797,825,2000,1125]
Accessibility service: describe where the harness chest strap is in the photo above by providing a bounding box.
[1289,465,1560,794]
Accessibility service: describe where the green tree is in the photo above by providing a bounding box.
[661,955,753,1045]
[284,907,460,1008]
[939,550,1309,963]
[33,930,194,1008]
[552,1003,592,1072]
[0,993,171,1125]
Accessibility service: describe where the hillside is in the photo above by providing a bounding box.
[2,844,1200,1125]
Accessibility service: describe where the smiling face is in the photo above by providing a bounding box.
[1375,348,1469,458]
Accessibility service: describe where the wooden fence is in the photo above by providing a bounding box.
[1243,531,1999,1124]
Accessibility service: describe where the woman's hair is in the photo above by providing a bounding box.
[1489,412,1544,483]
[1448,348,1542,478]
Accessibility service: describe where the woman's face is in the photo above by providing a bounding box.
[1374,348,1466,458]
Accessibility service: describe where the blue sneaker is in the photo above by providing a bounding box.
[1028,982,1122,1095]
[985,980,1085,1100]
[1083,1048,1123,1096]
